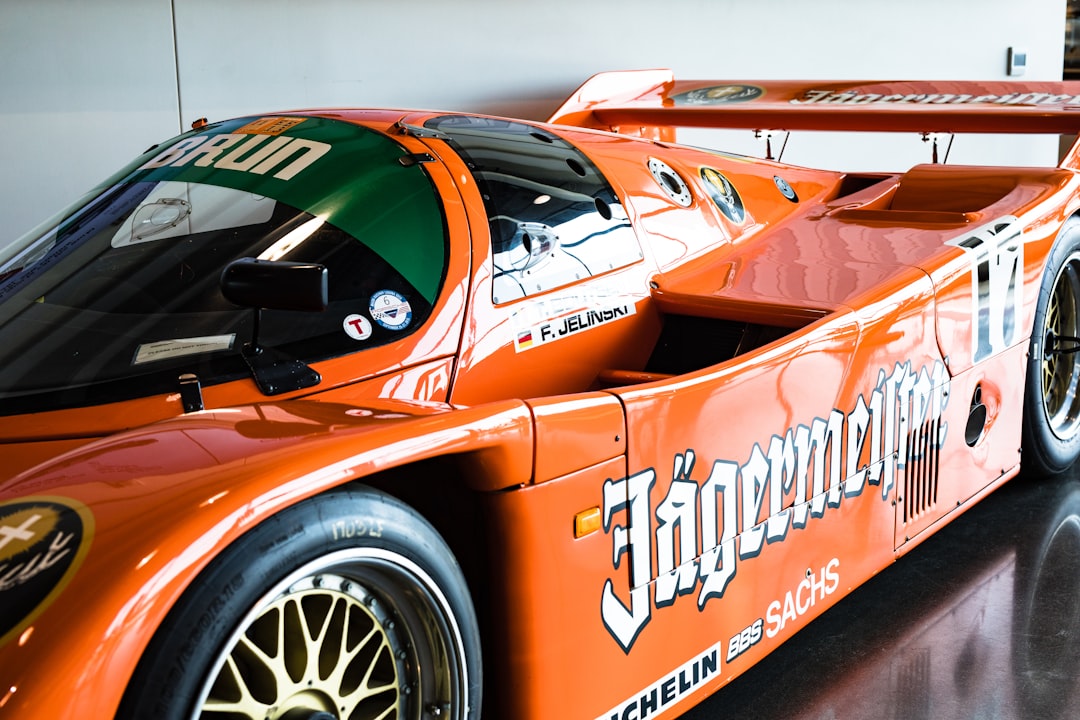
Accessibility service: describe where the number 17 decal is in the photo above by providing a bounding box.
[949,216,1023,363]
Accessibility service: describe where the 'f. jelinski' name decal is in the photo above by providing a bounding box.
[600,359,949,653]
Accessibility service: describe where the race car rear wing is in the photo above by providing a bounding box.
[548,70,1080,168]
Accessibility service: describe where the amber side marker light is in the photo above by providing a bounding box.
[575,507,602,538]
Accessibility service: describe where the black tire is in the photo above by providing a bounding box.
[117,486,481,720]
[1023,219,1080,476]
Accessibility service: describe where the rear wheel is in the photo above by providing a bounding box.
[118,486,481,720]
[1023,221,1080,475]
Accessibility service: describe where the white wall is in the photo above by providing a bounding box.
[0,0,1067,242]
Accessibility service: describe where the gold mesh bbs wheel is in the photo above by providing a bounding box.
[199,554,443,720]
[1023,222,1080,476]
[1040,252,1080,442]
[200,571,404,719]
[118,488,481,720]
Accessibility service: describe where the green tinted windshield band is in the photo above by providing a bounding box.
[126,116,445,303]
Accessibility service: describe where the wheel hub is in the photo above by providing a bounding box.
[280,710,338,720]
[276,692,338,720]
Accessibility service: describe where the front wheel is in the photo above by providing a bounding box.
[1023,220,1080,476]
[118,486,481,720]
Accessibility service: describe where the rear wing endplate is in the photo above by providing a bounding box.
[549,70,1080,167]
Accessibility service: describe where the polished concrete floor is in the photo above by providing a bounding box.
[678,469,1080,720]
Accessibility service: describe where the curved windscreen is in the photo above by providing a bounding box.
[0,116,448,414]
[424,116,642,304]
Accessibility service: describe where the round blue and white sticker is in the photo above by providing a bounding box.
[343,314,373,341]
[369,290,412,331]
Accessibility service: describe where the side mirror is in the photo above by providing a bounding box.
[220,257,328,312]
[219,257,329,396]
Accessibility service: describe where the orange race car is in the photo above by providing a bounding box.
[3,69,1080,719]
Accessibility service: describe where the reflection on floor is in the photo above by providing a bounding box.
[678,469,1080,720]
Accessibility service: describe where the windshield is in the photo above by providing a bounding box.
[0,116,448,415]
